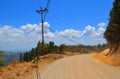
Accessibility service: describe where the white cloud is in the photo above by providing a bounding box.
[55,29,81,38]
[98,22,105,27]
[0,22,107,52]
[5,39,14,43]
[11,28,25,37]
[27,32,41,41]
[0,25,25,38]
[1,25,12,31]
[41,22,50,33]
[81,24,105,39]
[81,25,95,36]
[45,32,54,38]
[20,22,50,33]
[91,27,105,38]
[21,24,38,32]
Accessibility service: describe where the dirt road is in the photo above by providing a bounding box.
[33,54,120,79]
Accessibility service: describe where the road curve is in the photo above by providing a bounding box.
[34,54,120,79]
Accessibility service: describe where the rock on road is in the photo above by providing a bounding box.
[34,54,120,79]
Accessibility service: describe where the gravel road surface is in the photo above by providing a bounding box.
[33,54,120,79]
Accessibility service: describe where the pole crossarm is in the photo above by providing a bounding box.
[36,8,48,14]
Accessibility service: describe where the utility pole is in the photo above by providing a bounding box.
[36,7,48,55]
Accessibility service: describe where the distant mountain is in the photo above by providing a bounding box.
[0,52,20,66]
[0,50,6,55]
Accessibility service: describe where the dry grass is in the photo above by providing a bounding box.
[0,52,80,79]
[40,54,64,60]
[0,62,36,79]
[93,49,120,66]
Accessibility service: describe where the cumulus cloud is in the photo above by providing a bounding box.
[45,32,54,38]
[20,22,50,33]
[0,22,105,43]
[0,22,106,51]
[98,22,105,27]
[81,25,95,36]
[21,24,38,32]
[5,39,14,43]
[92,27,105,38]
[0,22,52,51]
[55,29,81,38]
[0,25,25,38]
[81,24,105,39]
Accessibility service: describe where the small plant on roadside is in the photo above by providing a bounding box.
[16,73,20,76]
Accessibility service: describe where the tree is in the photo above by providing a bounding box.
[21,41,60,62]
[36,41,42,55]
[104,0,120,55]
[48,41,55,53]
[19,53,23,62]
[59,44,66,54]
[0,51,5,66]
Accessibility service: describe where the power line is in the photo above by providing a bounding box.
[46,0,51,9]
[44,0,51,21]
[36,0,80,46]
[49,28,81,45]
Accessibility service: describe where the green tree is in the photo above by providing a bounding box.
[59,44,66,54]
[36,41,42,55]
[48,41,55,53]
[0,51,5,66]
[19,53,23,62]
[21,41,60,62]
[104,0,120,55]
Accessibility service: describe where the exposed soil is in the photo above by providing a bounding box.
[0,52,79,79]
[35,54,120,79]
[94,49,120,66]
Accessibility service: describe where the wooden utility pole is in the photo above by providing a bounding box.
[36,7,48,55]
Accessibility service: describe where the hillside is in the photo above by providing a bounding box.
[0,51,5,55]
[94,49,120,66]
[0,52,78,79]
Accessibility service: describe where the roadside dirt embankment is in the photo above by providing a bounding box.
[0,52,79,79]
[94,49,120,66]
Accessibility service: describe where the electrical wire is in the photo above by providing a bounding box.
[37,0,80,45]
[49,28,81,45]
[46,0,51,9]
[44,0,52,21]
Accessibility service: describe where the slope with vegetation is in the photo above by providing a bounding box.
[19,41,65,62]
[94,0,120,66]
[65,44,109,54]
[0,50,5,66]
[104,0,120,61]
[20,40,109,62]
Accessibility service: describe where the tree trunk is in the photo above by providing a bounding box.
[107,43,120,61]
[106,43,119,56]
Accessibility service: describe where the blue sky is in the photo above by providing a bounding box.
[0,0,114,52]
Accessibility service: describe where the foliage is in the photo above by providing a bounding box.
[59,44,66,54]
[0,59,4,63]
[20,40,109,62]
[104,0,120,45]
[65,43,109,53]
[0,50,5,66]
[20,41,59,62]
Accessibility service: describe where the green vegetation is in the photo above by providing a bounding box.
[20,40,108,62]
[0,50,5,66]
[20,41,60,62]
[59,44,66,54]
[65,44,109,54]
[104,0,120,55]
